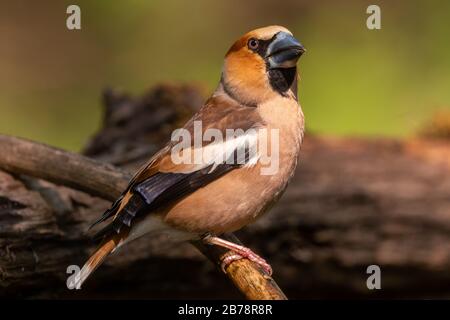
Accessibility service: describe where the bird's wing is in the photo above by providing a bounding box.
[90,94,264,240]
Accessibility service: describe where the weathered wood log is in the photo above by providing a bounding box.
[0,134,286,300]
[0,84,287,299]
[0,84,449,298]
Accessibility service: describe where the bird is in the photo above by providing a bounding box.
[72,25,306,288]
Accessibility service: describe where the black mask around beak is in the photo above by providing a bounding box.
[266,32,305,69]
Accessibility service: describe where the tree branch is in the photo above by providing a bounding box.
[0,134,287,300]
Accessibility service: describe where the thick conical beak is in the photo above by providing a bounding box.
[266,32,305,69]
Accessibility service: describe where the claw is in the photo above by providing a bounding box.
[221,253,243,273]
[245,253,272,276]
[220,250,272,276]
[203,235,273,276]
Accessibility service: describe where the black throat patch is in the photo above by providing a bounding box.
[267,67,297,97]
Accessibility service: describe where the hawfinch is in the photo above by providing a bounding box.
[73,25,306,288]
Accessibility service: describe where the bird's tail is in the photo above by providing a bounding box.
[71,235,121,289]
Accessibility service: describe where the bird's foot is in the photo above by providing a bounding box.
[221,249,272,276]
[202,235,272,276]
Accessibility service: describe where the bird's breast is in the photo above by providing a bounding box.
[162,96,304,235]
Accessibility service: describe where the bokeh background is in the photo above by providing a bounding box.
[1,1,450,300]
[1,0,449,151]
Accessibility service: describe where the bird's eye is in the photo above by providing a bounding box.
[247,38,259,51]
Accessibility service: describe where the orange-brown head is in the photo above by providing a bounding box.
[221,26,305,106]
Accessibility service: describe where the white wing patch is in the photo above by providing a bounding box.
[170,129,260,173]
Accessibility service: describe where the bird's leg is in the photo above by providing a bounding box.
[202,234,272,276]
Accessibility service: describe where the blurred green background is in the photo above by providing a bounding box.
[1,0,449,151]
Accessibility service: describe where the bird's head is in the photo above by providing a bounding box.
[222,26,305,106]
